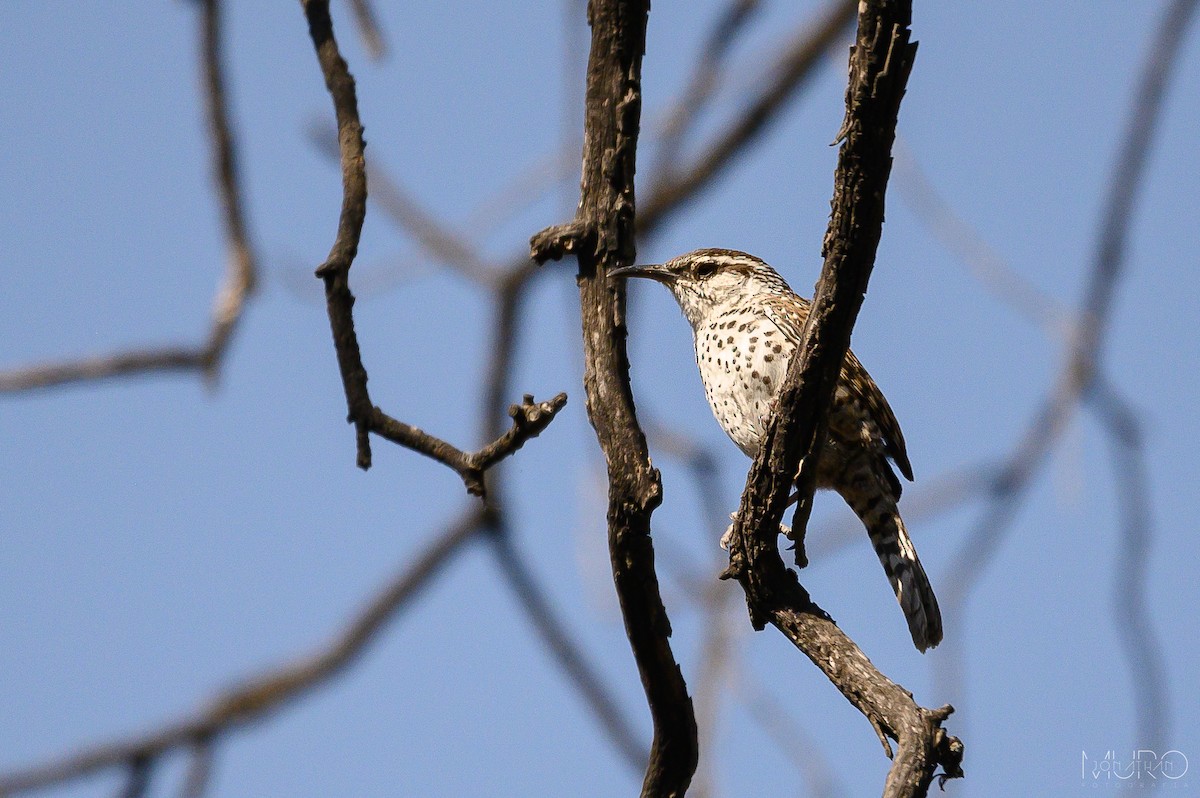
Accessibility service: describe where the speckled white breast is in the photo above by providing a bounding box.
[693,308,793,458]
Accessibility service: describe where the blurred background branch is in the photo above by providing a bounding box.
[0,0,1195,795]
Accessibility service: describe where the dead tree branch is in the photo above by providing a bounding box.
[304,0,565,487]
[640,0,857,232]
[532,0,700,794]
[488,529,648,768]
[1089,379,1168,751]
[0,0,257,394]
[0,509,482,796]
[891,138,1069,337]
[307,121,496,285]
[178,738,214,798]
[720,2,962,796]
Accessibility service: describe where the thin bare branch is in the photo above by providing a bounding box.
[731,666,847,798]
[488,529,648,772]
[0,347,208,393]
[366,393,567,496]
[687,579,740,798]
[639,0,856,232]
[303,0,373,465]
[1088,378,1169,751]
[936,0,1198,722]
[114,757,152,798]
[307,121,496,285]
[304,2,566,485]
[0,510,482,796]
[198,0,258,381]
[178,738,214,798]
[891,138,1069,337]
[654,0,764,175]
[0,0,257,394]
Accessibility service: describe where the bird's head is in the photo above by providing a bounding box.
[611,248,792,328]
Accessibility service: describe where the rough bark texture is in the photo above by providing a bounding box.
[531,1,698,795]
[721,2,964,796]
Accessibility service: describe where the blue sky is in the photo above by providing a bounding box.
[2,2,1198,796]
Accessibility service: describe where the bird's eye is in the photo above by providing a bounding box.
[695,262,717,278]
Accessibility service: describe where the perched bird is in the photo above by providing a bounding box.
[612,248,942,652]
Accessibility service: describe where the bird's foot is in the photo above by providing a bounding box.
[784,527,809,569]
[721,513,794,551]
[720,514,737,551]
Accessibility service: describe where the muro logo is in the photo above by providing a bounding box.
[1081,750,1188,784]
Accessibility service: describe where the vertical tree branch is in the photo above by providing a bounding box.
[303,0,373,467]
[199,0,258,381]
[531,1,698,794]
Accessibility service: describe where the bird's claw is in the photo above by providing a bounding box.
[721,513,793,551]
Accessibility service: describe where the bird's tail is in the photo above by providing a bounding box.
[845,485,943,652]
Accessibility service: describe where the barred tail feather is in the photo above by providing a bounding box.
[847,490,943,652]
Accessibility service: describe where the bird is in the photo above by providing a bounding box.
[611,248,942,652]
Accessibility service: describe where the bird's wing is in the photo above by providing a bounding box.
[759,293,914,483]
[842,350,913,482]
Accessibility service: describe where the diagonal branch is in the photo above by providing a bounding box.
[347,0,387,60]
[654,0,764,175]
[488,529,648,769]
[640,0,857,232]
[891,138,1070,338]
[0,509,483,796]
[721,2,962,796]
[0,0,258,394]
[303,0,565,489]
[935,0,1198,740]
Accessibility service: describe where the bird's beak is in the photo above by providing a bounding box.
[608,262,676,284]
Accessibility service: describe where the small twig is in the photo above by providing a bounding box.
[115,756,152,798]
[1087,378,1169,751]
[472,394,570,472]
[366,393,568,496]
[178,737,214,798]
[529,221,594,263]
